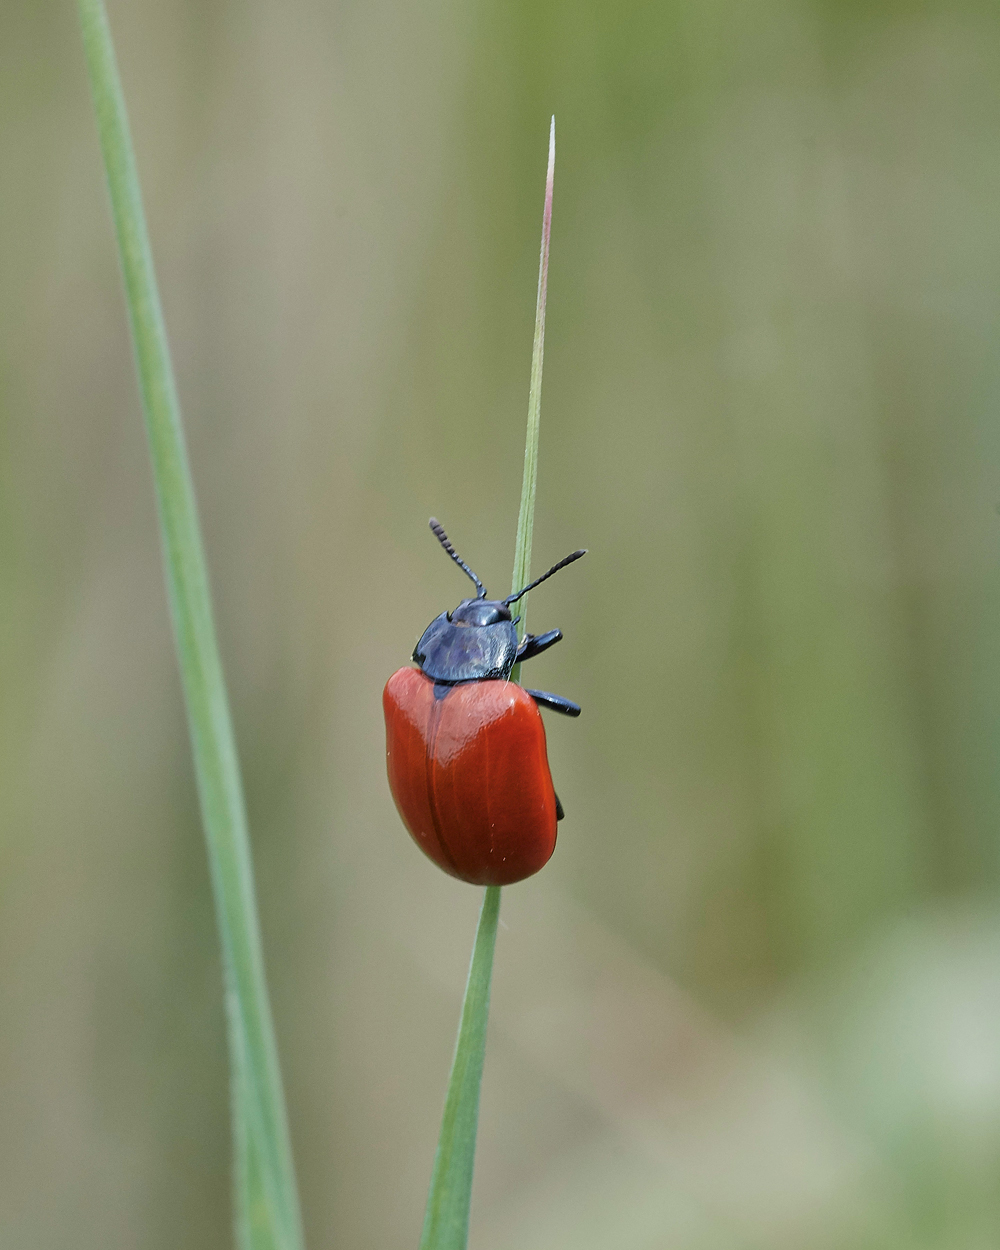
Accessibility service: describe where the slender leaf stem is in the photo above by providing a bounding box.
[511,115,556,642]
[419,886,501,1250]
[420,118,555,1249]
[76,4,304,1247]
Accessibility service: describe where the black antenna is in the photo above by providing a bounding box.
[504,548,587,606]
[429,518,487,599]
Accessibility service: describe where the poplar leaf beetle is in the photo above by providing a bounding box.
[383,518,585,885]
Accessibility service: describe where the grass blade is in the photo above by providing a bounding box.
[511,115,556,637]
[76,4,305,1247]
[419,886,502,1250]
[419,117,555,1250]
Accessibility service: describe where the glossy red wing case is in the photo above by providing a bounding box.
[383,667,558,885]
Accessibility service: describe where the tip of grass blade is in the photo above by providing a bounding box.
[511,117,556,637]
[542,115,557,258]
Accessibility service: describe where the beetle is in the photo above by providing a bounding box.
[383,518,586,885]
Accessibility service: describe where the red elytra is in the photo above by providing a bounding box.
[383,667,558,886]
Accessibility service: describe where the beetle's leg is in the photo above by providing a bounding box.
[554,792,565,822]
[526,688,581,717]
[516,629,562,663]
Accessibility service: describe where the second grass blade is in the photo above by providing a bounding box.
[76,2,305,1247]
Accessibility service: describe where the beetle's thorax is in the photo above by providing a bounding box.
[413,597,518,684]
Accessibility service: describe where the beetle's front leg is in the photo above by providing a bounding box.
[516,628,563,664]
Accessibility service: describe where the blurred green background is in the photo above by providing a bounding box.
[3,0,1000,1246]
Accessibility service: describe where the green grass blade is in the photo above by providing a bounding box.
[511,115,556,640]
[76,4,305,1248]
[419,119,555,1250]
[419,886,502,1250]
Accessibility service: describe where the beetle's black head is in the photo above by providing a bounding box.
[449,598,513,628]
[413,519,586,686]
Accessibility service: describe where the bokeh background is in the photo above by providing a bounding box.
[3,0,1000,1245]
